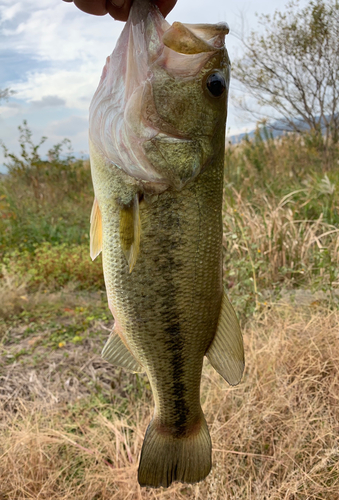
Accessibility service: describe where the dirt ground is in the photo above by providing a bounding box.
[1,292,339,499]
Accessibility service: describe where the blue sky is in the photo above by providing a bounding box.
[0,0,309,171]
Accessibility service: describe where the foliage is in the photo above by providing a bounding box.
[1,123,339,314]
[232,0,339,154]
[1,119,339,498]
[1,120,89,192]
[226,127,339,222]
[1,243,104,291]
[0,122,93,255]
[0,88,14,103]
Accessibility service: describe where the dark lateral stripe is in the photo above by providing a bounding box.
[158,208,191,435]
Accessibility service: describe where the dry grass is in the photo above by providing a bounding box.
[225,188,339,280]
[224,188,339,276]
[1,304,339,499]
[0,269,32,319]
[223,189,339,316]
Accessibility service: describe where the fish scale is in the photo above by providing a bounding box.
[92,137,224,460]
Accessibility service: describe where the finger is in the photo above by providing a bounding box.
[107,0,176,20]
[73,0,108,16]
[67,0,177,20]
[106,0,133,21]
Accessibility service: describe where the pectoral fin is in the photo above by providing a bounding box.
[102,328,144,373]
[119,194,141,273]
[206,292,244,386]
[90,198,103,261]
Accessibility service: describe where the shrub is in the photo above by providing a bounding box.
[1,243,104,291]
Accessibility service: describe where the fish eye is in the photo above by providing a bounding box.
[206,72,226,98]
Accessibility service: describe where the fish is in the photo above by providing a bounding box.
[88,0,244,489]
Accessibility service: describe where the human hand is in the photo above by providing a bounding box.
[62,0,177,21]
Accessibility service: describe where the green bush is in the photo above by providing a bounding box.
[0,122,93,255]
[2,242,104,291]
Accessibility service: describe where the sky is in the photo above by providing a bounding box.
[0,0,309,171]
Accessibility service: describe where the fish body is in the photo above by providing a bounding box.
[89,0,244,488]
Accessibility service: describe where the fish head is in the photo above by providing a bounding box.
[142,21,230,189]
[89,0,230,191]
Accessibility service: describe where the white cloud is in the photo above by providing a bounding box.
[0,2,21,24]
[10,64,100,110]
[31,95,66,108]
[47,115,88,138]
[1,0,123,63]
[0,103,22,119]
[1,1,124,114]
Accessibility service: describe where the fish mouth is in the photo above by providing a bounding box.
[162,22,229,54]
[152,20,229,78]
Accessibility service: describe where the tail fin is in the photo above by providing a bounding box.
[138,416,211,488]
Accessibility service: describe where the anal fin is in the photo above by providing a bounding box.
[90,197,103,260]
[119,194,141,273]
[102,328,144,373]
[206,292,244,386]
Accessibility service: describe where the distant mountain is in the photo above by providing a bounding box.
[228,120,301,144]
[228,115,335,144]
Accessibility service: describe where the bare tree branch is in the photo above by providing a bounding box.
[232,0,339,150]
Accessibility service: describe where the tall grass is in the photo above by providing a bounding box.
[225,126,339,225]
[223,188,339,316]
[223,127,339,316]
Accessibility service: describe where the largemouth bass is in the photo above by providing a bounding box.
[89,0,244,488]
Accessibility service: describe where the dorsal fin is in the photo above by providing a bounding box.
[90,198,103,261]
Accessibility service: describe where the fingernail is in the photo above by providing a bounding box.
[110,0,125,7]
